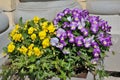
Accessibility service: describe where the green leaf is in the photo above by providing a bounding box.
[3,47,7,53]
[19,17,24,27]
[22,32,29,39]
[29,20,35,27]
[100,53,106,58]
[59,70,67,80]
[88,47,93,53]
[21,68,26,74]
[85,21,90,28]
[62,17,68,22]
[29,56,36,63]
[27,64,36,73]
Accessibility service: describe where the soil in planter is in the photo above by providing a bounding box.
[106,71,120,77]
[74,67,88,78]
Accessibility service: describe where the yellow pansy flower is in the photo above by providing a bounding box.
[28,50,33,57]
[7,42,15,53]
[39,31,46,40]
[10,29,16,37]
[10,25,20,37]
[33,16,39,24]
[42,38,50,48]
[42,21,48,27]
[15,24,19,30]
[28,27,34,35]
[31,33,36,41]
[18,46,28,55]
[33,47,41,57]
[48,23,56,33]
[13,33,23,42]
[41,21,48,32]
[42,26,48,32]
[22,46,28,54]
[24,24,28,30]
[28,44,34,50]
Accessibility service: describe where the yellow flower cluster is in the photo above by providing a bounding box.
[42,38,50,48]
[28,44,34,56]
[41,22,56,33]
[10,24,19,37]
[7,16,56,58]
[10,24,23,42]
[13,33,23,42]
[18,46,28,55]
[7,42,15,53]
[28,27,35,35]
[34,47,42,57]
[48,23,56,33]
[42,22,48,32]
[18,44,42,57]
[39,22,56,48]
[33,16,39,24]
[39,31,46,40]
[31,33,36,41]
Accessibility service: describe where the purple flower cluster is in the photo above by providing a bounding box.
[51,8,112,63]
[98,33,112,47]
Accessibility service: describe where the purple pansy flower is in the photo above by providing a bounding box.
[57,12,64,20]
[101,39,108,46]
[98,33,112,47]
[83,38,93,48]
[69,36,75,43]
[56,28,66,38]
[88,16,99,23]
[90,24,99,34]
[50,37,59,46]
[72,8,80,16]
[60,41,67,47]
[60,36,65,43]
[91,58,99,64]
[99,19,111,32]
[56,41,67,50]
[81,28,88,36]
[67,31,75,43]
[56,43,64,50]
[97,32,104,39]
[88,16,100,34]
[92,41,99,49]
[106,26,111,32]
[53,19,58,25]
[63,22,69,28]
[67,30,73,37]
[75,36,84,47]
[81,10,89,20]
[93,48,101,58]
[63,8,71,14]
[100,37,112,47]
[78,18,86,30]
[73,16,80,22]
[70,21,78,30]
[53,17,59,25]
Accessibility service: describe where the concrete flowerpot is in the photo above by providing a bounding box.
[14,0,82,24]
[0,10,9,33]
